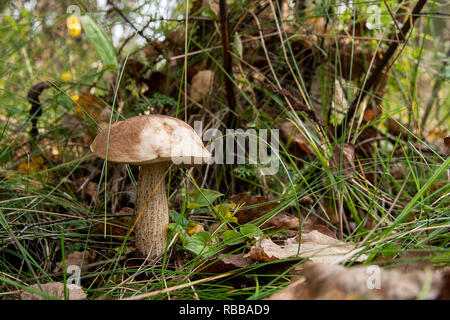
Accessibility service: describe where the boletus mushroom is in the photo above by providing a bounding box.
[90,114,211,258]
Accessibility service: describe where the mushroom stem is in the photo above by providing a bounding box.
[135,162,169,258]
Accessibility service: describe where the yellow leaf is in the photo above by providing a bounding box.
[214,203,238,223]
[187,222,205,236]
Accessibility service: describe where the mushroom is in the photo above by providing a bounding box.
[90,114,211,258]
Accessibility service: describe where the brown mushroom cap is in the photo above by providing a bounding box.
[90,114,211,166]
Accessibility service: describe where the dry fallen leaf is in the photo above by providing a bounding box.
[303,263,443,300]
[262,212,300,231]
[190,70,214,103]
[53,251,90,273]
[72,92,106,120]
[443,136,450,156]
[267,263,444,300]
[144,41,165,64]
[94,207,133,237]
[202,253,255,273]
[265,278,311,300]
[85,181,98,201]
[20,282,87,300]
[245,230,367,264]
[387,118,408,137]
[280,121,314,155]
[166,28,184,47]
[329,143,355,175]
[187,222,205,236]
[229,193,279,224]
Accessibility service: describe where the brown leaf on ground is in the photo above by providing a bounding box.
[389,164,405,180]
[265,278,311,300]
[187,222,205,236]
[73,92,106,120]
[438,269,450,300]
[190,70,214,103]
[262,212,299,231]
[329,143,355,175]
[262,212,336,239]
[20,282,87,300]
[166,28,184,47]
[93,208,133,237]
[302,263,443,300]
[268,263,444,300]
[85,181,98,201]
[279,121,314,155]
[387,118,408,137]
[229,193,278,224]
[202,253,255,273]
[443,136,450,156]
[143,41,165,64]
[245,230,367,264]
[337,38,371,81]
[124,58,145,81]
[53,251,91,273]
[302,214,337,239]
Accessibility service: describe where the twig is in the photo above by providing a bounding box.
[421,48,450,128]
[339,0,428,138]
[27,81,55,140]
[184,0,189,122]
[219,0,238,127]
[109,2,152,43]
[124,271,235,300]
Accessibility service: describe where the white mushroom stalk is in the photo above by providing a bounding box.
[135,163,170,257]
[90,115,211,258]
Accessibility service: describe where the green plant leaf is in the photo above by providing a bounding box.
[184,231,217,257]
[168,222,190,246]
[233,32,243,59]
[80,15,117,69]
[169,210,189,227]
[187,188,223,209]
[222,229,246,246]
[240,224,263,238]
[380,243,399,257]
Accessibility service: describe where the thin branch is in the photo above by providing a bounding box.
[338,0,428,138]
[219,0,238,127]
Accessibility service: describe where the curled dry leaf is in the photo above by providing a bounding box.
[337,38,377,81]
[389,164,405,180]
[228,192,278,224]
[72,92,107,120]
[20,282,87,300]
[187,222,205,236]
[265,278,311,300]
[53,251,90,273]
[190,70,214,103]
[387,118,408,137]
[144,41,164,64]
[443,136,450,156]
[245,230,367,264]
[303,263,443,300]
[329,143,355,175]
[439,269,450,299]
[262,212,299,231]
[85,181,98,201]
[267,263,444,300]
[279,121,314,155]
[94,207,134,237]
[166,28,184,47]
[202,253,255,273]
